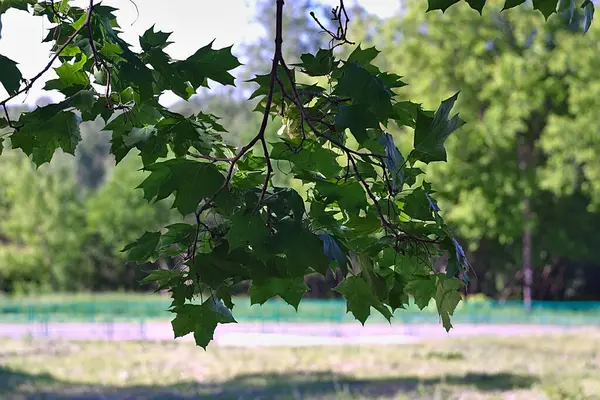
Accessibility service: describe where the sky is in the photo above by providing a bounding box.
[0,0,400,107]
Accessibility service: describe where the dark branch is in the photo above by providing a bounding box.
[0,0,96,109]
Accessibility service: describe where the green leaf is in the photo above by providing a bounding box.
[297,48,338,76]
[122,231,161,262]
[270,141,342,178]
[270,221,330,276]
[215,286,235,310]
[404,275,436,309]
[158,223,197,254]
[335,63,393,120]
[250,277,309,310]
[156,114,218,158]
[104,102,163,163]
[350,253,388,301]
[401,187,435,221]
[171,297,236,349]
[412,92,465,164]
[502,0,526,10]
[533,0,559,19]
[140,269,183,290]
[466,0,486,14]
[377,72,407,90]
[392,101,419,129]
[191,247,255,288]
[11,106,81,167]
[264,187,306,224]
[314,180,368,213]
[138,158,225,215]
[434,275,463,331]
[44,53,89,96]
[0,0,35,13]
[345,212,381,239]
[0,54,22,95]
[558,0,575,22]
[123,125,157,147]
[225,212,269,252]
[335,276,392,325]
[178,40,241,88]
[427,0,461,12]
[346,44,380,66]
[249,65,294,101]
[169,283,195,308]
[140,25,173,51]
[388,272,409,312]
[335,105,380,144]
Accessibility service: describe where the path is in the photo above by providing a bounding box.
[0,321,595,346]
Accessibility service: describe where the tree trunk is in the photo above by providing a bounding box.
[522,197,533,311]
[518,128,537,312]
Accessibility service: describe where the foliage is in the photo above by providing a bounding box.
[427,0,595,33]
[357,0,600,299]
[0,148,87,292]
[0,0,591,347]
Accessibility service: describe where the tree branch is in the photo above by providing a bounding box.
[0,0,96,109]
[210,0,286,206]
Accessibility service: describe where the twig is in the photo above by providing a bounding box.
[1,104,21,130]
[0,1,96,109]
[187,151,233,162]
[309,0,355,49]
[86,1,114,109]
[210,0,286,205]
[347,153,395,233]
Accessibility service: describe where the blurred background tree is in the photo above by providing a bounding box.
[0,116,175,294]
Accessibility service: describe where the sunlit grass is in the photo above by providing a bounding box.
[0,331,599,399]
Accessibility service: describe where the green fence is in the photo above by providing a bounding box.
[1,297,600,326]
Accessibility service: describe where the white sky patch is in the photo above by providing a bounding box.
[0,0,399,106]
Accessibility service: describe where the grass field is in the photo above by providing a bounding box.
[0,331,599,399]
